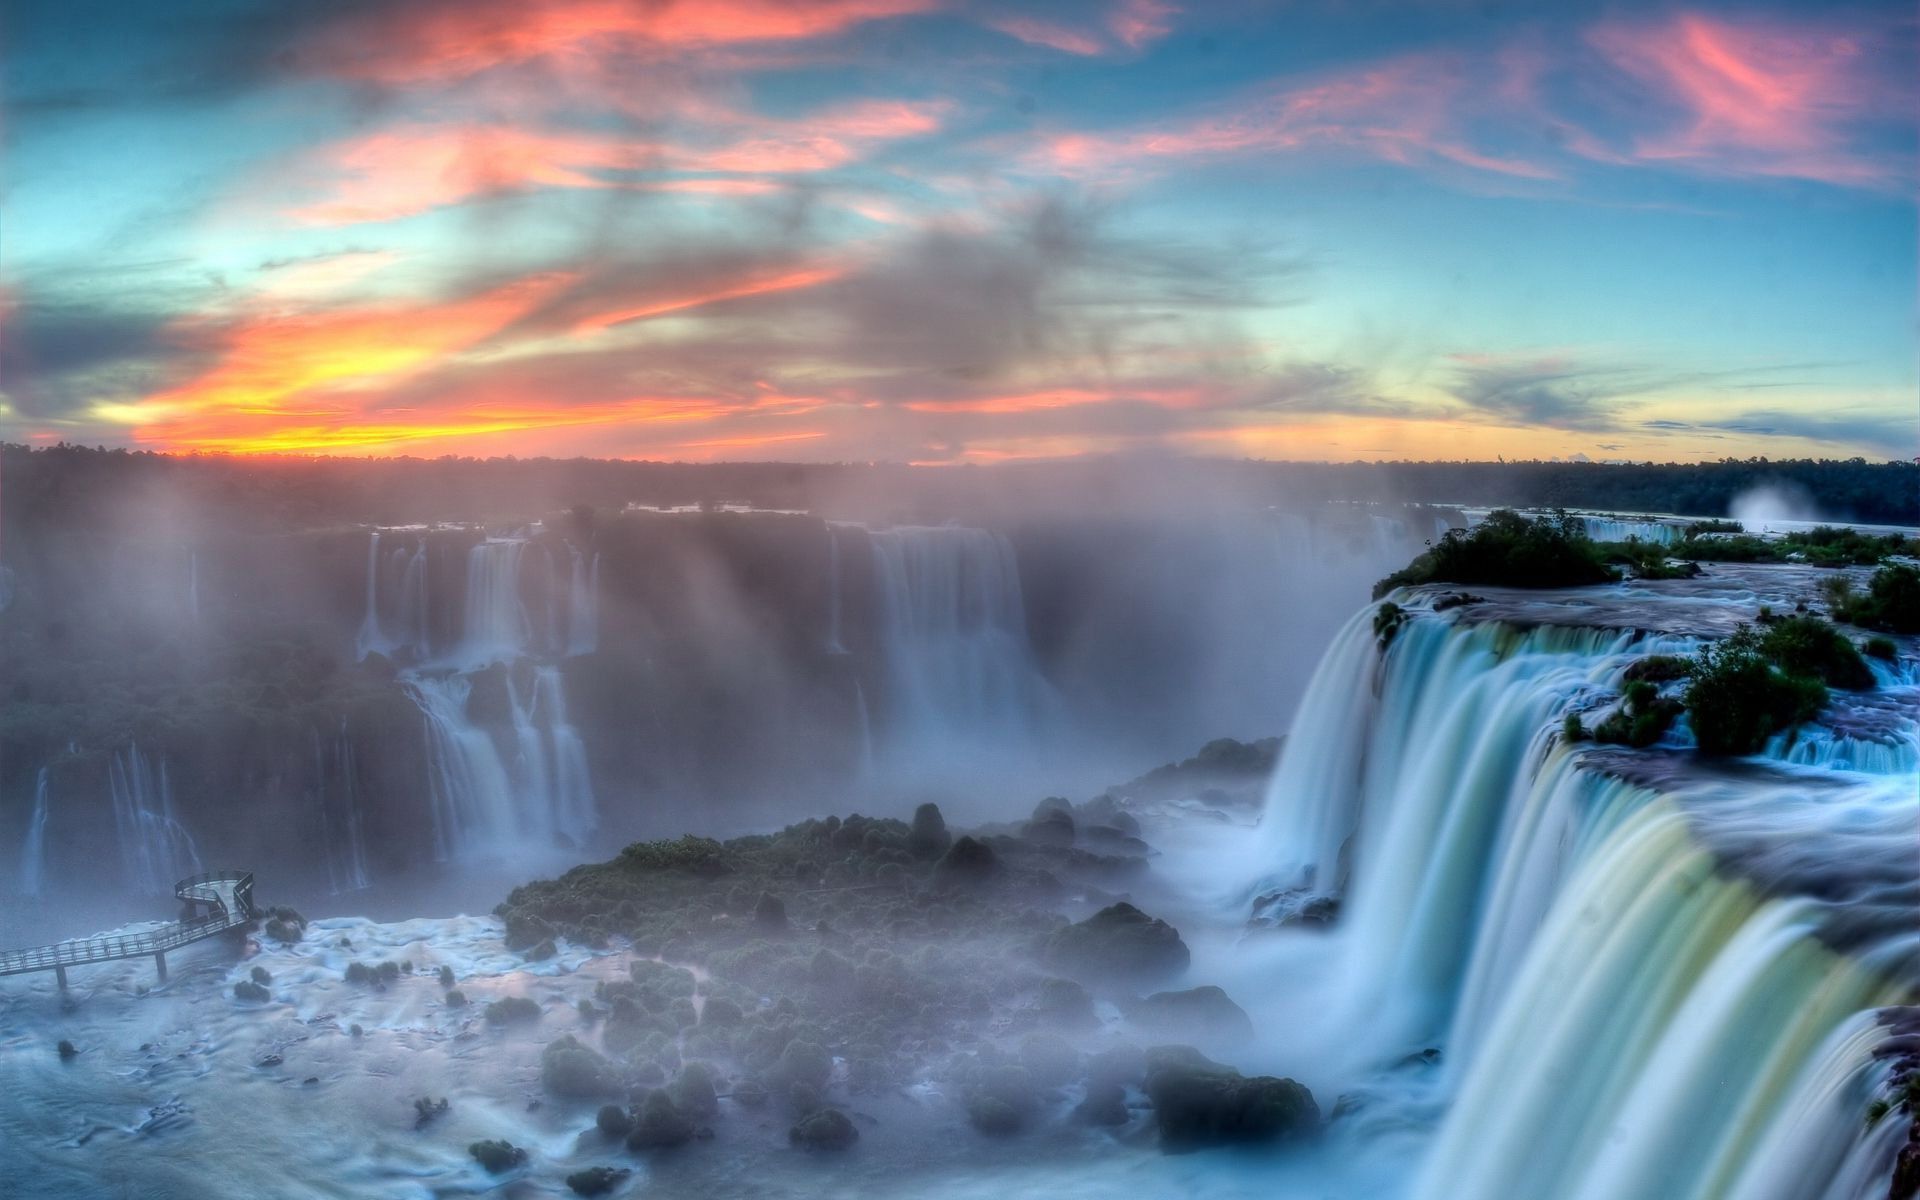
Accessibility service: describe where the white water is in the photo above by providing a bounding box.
[825,524,848,655]
[1235,587,1916,1200]
[108,744,202,896]
[1580,516,1682,544]
[565,548,599,656]
[868,525,1051,766]
[314,725,371,894]
[17,768,50,897]
[458,539,532,668]
[353,529,384,659]
[409,667,598,863]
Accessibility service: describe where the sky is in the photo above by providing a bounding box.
[1,0,1914,464]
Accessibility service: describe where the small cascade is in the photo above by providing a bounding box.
[853,679,875,778]
[1578,516,1681,544]
[867,524,1049,759]
[314,725,371,893]
[407,666,597,862]
[565,548,599,656]
[17,768,50,897]
[108,744,202,896]
[354,530,384,659]
[458,539,531,666]
[395,541,430,657]
[824,526,848,655]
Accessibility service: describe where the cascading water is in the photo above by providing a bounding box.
[867,524,1049,763]
[354,530,384,659]
[824,524,848,655]
[314,724,371,894]
[459,538,532,667]
[108,744,202,896]
[1240,584,1916,1200]
[17,768,49,897]
[408,666,597,862]
[566,548,599,656]
[1578,515,1682,544]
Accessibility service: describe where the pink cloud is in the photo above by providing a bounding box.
[1109,0,1178,50]
[1039,53,1558,182]
[984,15,1106,57]
[1585,12,1909,188]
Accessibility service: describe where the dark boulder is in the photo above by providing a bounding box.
[935,836,999,885]
[566,1166,632,1196]
[1043,903,1190,985]
[908,803,952,860]
[1123,986,1255,1042]
[1022,809,1076,847]
[468,1139,528,1172]
[625,1090,696,1150]
[542,1035,622,1098]
[1031,977,1098,1030]
[1141,1045,1317,1152]
[788,1107,859,1150]
[1076,1081,1131,1126]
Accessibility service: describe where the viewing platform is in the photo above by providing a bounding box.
[0,871,256,989]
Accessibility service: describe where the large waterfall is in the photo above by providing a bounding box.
[107,744,202,896]
[1240,586,1918,1200]
[868,525,1050,764]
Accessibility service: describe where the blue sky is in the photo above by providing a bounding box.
[2,0,1914,462]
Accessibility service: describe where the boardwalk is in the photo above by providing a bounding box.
[0,871,255,989]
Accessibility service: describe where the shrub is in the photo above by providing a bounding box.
[485,996,541,1024]
[1835,564,1920,634]
[1685,629,1828,755]
[542,1035,621,1098]
[1373,602,1406,650]
[1374,510,1616,598]
[1758,616,1873,690]
[1864,636,1897,662]
[1561,712,1585,743]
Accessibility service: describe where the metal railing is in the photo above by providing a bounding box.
[0,871,256,978]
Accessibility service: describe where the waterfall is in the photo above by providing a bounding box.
[566,548,599,656]
[407,667,597,862]
[186,551,199,624]
[824,525,849,655]
[354,530,384,659]
[314,725,370,893]
[458,539,531,666]
[108,744,202,896]
[1579,516,1681,544]
[17,768,49,897]
[853,679,874,778]
[867,524,1048,759]
[396,541,430,657]
[1243,595,1916,1200]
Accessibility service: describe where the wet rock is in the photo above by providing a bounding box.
[1020,1033,1081,1089]
[1076,1081,1130,1126]
[1087,1043,1147,1089]
[936,836,999,885]
[503,911,556,952]
[233,980,271,1003]
[625,1090,696,1150]
[467,1139,527,1172]
[485,996,542,1024]
[701,997,744,1027]
[566,1166,632,1196]
[754,893,788,931]
[542,1035,622,1098]
[1043,903,1190,985]
[1022,809,1076,848]
[967,1095,1024,1135]
[250,966,272,986]
[770,1040,833,1093]
[1122,986,1255,1042]
[56,1040,77,1060]
[672,1062,719,1117]
[1032,977,1098,1030]
[788,1107,859,1150]
[1141,1045,1317,1152]
[1249,887,1340,930]
[526,938,558,962]
[908,803,952,860]
[596,1103,634,1138]
[413,1097,450,1129]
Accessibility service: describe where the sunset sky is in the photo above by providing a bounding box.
[2,0,1914,464]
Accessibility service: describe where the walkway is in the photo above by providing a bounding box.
[0,871,255,988]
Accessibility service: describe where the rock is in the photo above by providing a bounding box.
[1020,1033,1081,1089]
[596,1103,635,1138]
[967,1095,1024,1135]
[444,989,467,1008]
[935,836,998,884]
[754,893,789,931]
[485,996,541,1024]
[908,803,952,860]
[56,1040,77,1060]
[1249,887,1340,930]
[566,1166,632,1196]
[264,918,303,944]
[1123,986,1255,1042]
[672,1062,718,1117]
[625,1090,696,1150]
[526,938,558,962]
[788,1107,859,1150]
[413,1096,450,1129]
[1022,809,1075,847]
[701,997,744,1027]
[770,1040,832,1092]
[1141,1045,1317,1152]
[730,1078,769,1107]
[250,966,272,985]
[468,1139,528,1172]
[233,980,271,1003]
[1032,977,1098,1030]
[1086,1043,1147,1089]
[1043,903,1190,985]
[1076,1081,1130,1126]
[542,1035,622,1098]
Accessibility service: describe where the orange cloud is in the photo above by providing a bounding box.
[573,263,848,335]
[127,274,574,446]
[307,0,936,84]
[1586,13,1904,187]
[901,386,1202,414]
[288,99,947,224]
[984,15,1106,57]
[1039,55,1557,182]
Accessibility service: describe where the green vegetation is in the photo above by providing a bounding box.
[1864,636,1898,662]
[1666,527,1920,568]
[1757,615,1874,690]
[1827,564,1920,634]
[1684,519,1743,537]
[1684,627,1832,755]
[1373,601,1407,649]
[1374,510,1618,598]
[1591,680,1684,749]
[484,996,542,1024]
